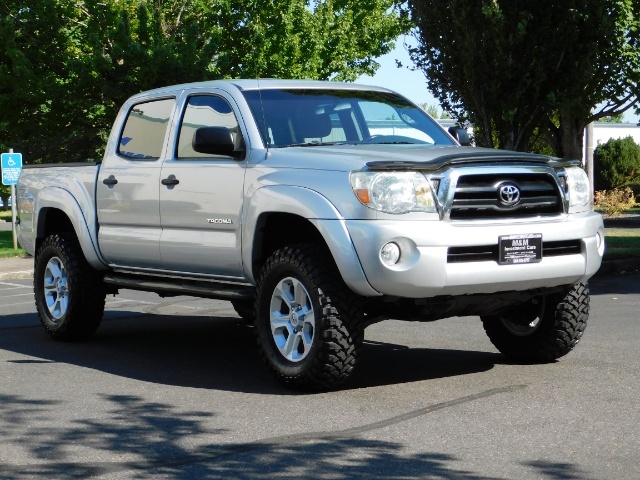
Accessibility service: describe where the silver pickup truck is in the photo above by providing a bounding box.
[17,79,604,390]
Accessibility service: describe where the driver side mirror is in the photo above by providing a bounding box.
[193,126,245,159]
[448,127,471,146]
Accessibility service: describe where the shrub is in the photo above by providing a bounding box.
[594,136,640,190]
[594,187,637,216]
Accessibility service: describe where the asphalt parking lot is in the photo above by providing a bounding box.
[0,272,639,479]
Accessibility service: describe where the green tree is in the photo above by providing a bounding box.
[421,103,451,119]
[594,136,640,190]
[408,0,640,158]
[600,113,625,124]
[0,0,409,164]
[0,1,89,163]
[0,184,9,211]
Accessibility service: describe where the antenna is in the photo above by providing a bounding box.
[256,76,269,155]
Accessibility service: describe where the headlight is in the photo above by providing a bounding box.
[566,167,591,211]
[350,171,437,214]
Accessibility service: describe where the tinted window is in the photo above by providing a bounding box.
[177,95,241,158]
[119,98,174,159]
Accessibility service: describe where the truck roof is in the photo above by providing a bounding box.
[127,79,394,100]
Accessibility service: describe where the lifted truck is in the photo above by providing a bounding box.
[16,79,604,390]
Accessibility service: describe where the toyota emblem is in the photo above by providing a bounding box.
[498,183,521,206]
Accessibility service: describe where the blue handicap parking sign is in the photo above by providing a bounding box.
[1,152,23,185]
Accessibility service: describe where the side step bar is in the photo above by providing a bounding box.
[103,274,255,301]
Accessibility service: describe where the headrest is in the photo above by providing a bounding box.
[291,105,332,140]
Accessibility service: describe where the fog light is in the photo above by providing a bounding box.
[380,242,401,266]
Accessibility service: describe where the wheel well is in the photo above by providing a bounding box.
[35,208,76,254]
[252,213,328,274]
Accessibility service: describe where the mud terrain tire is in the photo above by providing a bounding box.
[254,244,364,390]
[34,233,106,341]
[481,283,590,362]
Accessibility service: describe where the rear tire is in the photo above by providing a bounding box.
[254,244,364,391]
[34,233,106,341]
[481,283,590,362]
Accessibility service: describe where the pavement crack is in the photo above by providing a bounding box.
[270,384,528,441]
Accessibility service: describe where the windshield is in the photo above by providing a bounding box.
[241,89,454,148]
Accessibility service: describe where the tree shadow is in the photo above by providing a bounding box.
[522,460,592,480]
[0,311,500,394]
[0,393,593,480]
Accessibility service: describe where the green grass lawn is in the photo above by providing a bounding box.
[0,230,27,258]
[604,228,640,260]
[1,209,27,257]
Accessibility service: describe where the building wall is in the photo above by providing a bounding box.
[592,123,640,147]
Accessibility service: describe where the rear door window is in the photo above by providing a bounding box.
[118,98,175,159]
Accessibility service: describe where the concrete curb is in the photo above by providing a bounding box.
[0,256,33,281]
[0,270,33,281]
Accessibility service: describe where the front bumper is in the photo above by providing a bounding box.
[344,212,604,298]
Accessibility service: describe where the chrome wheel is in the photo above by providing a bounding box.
[43,256,68,322]
[269,276,315,362]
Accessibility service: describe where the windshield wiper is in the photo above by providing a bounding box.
[278,142,349,148]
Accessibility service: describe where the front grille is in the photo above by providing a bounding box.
[450,173,563,220]
[447,240,582,263]
[543,240,582,257]
[447,245,498,263]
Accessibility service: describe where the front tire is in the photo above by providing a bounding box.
[34,233,106,341]
[254,245,364,391]
[481,282,590,362]
[231,299,255,324]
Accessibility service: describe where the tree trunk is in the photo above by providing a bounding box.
[559,122,585,160]
[544,111,586,160]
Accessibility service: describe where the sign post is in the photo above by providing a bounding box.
[1,149,23,249]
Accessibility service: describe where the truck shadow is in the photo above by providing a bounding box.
[0,311,500,395]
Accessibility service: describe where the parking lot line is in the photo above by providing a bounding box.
[1,293,33,298]
[0,281,32,289]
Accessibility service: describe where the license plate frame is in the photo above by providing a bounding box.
[499,233,543,265]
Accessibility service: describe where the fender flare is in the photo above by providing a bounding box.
[34,187,108,270]
[241,185,380,297]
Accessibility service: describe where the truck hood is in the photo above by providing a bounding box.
[260,144,556,172]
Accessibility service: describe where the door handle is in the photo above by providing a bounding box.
[161,175,180,186]
[102,175,118,186]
